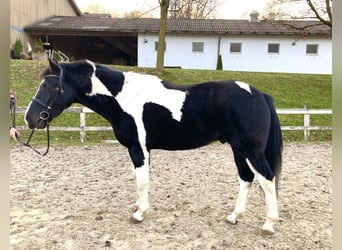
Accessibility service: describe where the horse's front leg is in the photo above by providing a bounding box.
[128,144,150,222]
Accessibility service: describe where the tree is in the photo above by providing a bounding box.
[306,0,332,27]
[156,0,170,73]
[81,3,119,17]
[262,0,332,28]
[124,11,147,18]
[169,0,218,19]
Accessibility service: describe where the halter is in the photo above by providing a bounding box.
[11,74,61,156]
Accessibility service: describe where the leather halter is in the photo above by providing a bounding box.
[32,74,61,121]
[12,74,61,156]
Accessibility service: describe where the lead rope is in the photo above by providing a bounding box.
[10,97,50,156]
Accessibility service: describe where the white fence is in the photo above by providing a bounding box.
[276,108,332,140]
[15,107,332,142]
[45,49,69,62]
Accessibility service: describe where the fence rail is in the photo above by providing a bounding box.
[14,107,332,142]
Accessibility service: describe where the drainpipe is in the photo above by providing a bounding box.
[217,36,221,58]
[216,36,222,70]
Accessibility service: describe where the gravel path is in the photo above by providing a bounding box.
[10,142,332,249]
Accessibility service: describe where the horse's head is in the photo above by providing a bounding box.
[24,59,74,129]
[25,58,123,129]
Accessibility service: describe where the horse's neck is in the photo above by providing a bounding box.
[77,95,121,125]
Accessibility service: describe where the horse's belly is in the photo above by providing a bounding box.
[143,102,221,150]
[146,124,220,150]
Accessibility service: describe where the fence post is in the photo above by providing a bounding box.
[303,103,310,141]
[80,109,86,143]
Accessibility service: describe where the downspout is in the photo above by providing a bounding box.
[216,36,222,70]
[217,36,221,58]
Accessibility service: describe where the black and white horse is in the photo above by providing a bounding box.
[25,59,282,234]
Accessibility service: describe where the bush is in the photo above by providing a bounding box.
[13,38,23,59]
[32,45,44,53]
[37,37,43,46]
[216,54,223,70]
[53,50,62,62]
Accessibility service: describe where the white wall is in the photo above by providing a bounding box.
[138,33,332,74]
[138,34,219,69]
[220,36,332,74]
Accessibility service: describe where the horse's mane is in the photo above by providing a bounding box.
[40,67,53,78]
[40,58,63,78]
[39,60,199,92]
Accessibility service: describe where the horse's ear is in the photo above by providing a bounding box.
[48,58,61,75]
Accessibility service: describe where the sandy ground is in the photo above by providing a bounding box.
[10,142,332,250]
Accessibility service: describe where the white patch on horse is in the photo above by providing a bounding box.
[24,79,45,126]
[246,159,279,233]
[227,178,251,224]
[116,72,186,146]
[132,149,150,221]
[235,81,252,94]
[117,72,186,122]
[85,60,113,97]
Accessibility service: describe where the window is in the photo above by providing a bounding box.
[306,44,318,55]
[192,42,204,53]
[155,41,166,52]
[230,43,242,53]
[268,43,280,54]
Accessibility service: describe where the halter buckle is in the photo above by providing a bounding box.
[40,111,50,120]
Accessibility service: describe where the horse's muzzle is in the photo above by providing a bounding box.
[36,119,48,129]
[26,117,47,129]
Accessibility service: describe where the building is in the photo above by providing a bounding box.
[138,20,331,74]
[10,0,81,55]
[13,1,331,74]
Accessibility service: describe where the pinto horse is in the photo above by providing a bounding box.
[25,59,282,234]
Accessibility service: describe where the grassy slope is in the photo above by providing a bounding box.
[10,60,332,144]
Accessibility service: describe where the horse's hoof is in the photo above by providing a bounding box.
[226,214,238,225]
[132,210,144,222]
[130,216,143,224]
[261,222,275,235]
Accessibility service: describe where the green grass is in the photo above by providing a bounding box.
[10,59,332,145]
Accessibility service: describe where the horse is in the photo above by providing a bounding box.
[24,59,282,234]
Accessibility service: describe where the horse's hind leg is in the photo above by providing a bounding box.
[246,154,279,234]
[227,149,254,225]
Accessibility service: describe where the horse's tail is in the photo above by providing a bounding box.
[264,93,283,195]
